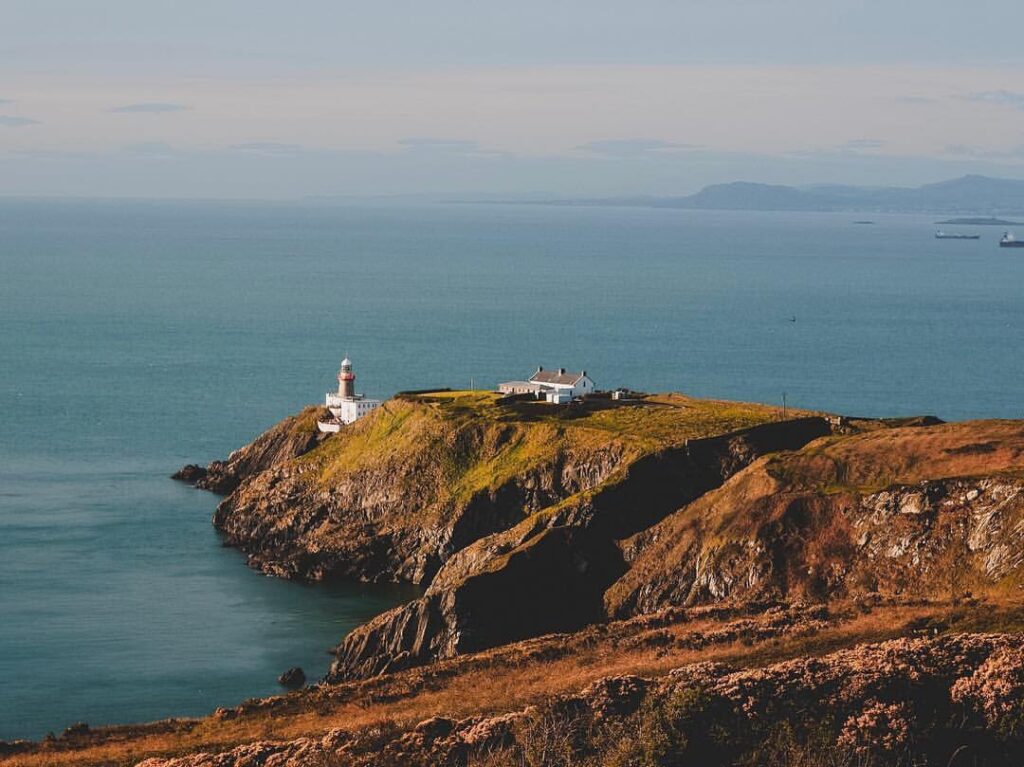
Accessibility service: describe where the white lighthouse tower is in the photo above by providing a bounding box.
[319,357,382,432]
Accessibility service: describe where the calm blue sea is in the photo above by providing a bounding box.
[1,199,1023,740]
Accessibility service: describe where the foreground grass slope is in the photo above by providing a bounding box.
[7,600,1024,767]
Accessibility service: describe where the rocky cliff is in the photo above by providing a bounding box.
[606,420,1024,616]
[178,391,835,677]
[206,392,802,584]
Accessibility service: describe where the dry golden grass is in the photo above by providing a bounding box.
[767,419,1024,494]
[8,600,1021,767]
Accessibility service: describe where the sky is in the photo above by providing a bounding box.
[2,1,1024,199]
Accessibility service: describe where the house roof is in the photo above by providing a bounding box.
[529,368,588,386]
[499,380,547,391]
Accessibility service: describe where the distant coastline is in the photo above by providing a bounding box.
[451,174,1024,216]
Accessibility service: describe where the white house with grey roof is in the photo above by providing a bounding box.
[498,366,595,403]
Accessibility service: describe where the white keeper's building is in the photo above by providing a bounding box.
[498,366,595,403]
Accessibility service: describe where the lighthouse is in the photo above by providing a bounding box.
[337,357,356,398]
[320,356,383,431]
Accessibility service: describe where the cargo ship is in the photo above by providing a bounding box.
[1001,231,1024,248]
[934,230,980,240]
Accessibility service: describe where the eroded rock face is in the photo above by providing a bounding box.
[328,417,832,681]
[606,421,1024,618]
[134,632,1024,767]
[213,428,632,584]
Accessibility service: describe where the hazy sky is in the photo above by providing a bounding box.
[2,1,1024,198]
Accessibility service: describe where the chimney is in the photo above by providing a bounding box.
[537,365,544,372]
[582,370,586,377]
[558,368,565,375]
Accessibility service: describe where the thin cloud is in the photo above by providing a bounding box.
[577,138,701,157]
[109,102,190,114]
[0,115,41,127]
[960,90,1024,110]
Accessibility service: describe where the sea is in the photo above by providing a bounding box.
[1,198,1022,740]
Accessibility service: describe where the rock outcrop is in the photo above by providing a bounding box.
[173,406,330,494]
[606,419,1024,616]
[277,667,305,688]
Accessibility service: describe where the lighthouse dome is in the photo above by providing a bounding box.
[341,357,352,368]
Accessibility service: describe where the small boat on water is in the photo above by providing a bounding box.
[1000,231,1024,248]
[935,230,980,240]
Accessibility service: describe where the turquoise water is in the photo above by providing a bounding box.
[1,199,1023,740]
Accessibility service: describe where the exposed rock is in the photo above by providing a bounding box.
[606,420,1024,617]
[175,406,330,495]
[171,464,207,483]
[277,667,305,688]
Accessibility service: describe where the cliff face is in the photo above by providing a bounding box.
[211,396,641,583]
[606,420,1024,617]
[328,416,832,680]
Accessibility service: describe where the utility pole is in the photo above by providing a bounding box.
[782,392,788,420]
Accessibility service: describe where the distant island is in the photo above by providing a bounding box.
[472,174,1024,216]
[935,216,1022,225]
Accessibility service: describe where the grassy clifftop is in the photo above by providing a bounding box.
[299,390,791,495]
[765,418,1024,494]
[290,390,793,509]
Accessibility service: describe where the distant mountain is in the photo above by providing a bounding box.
[549,175,1024,215]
